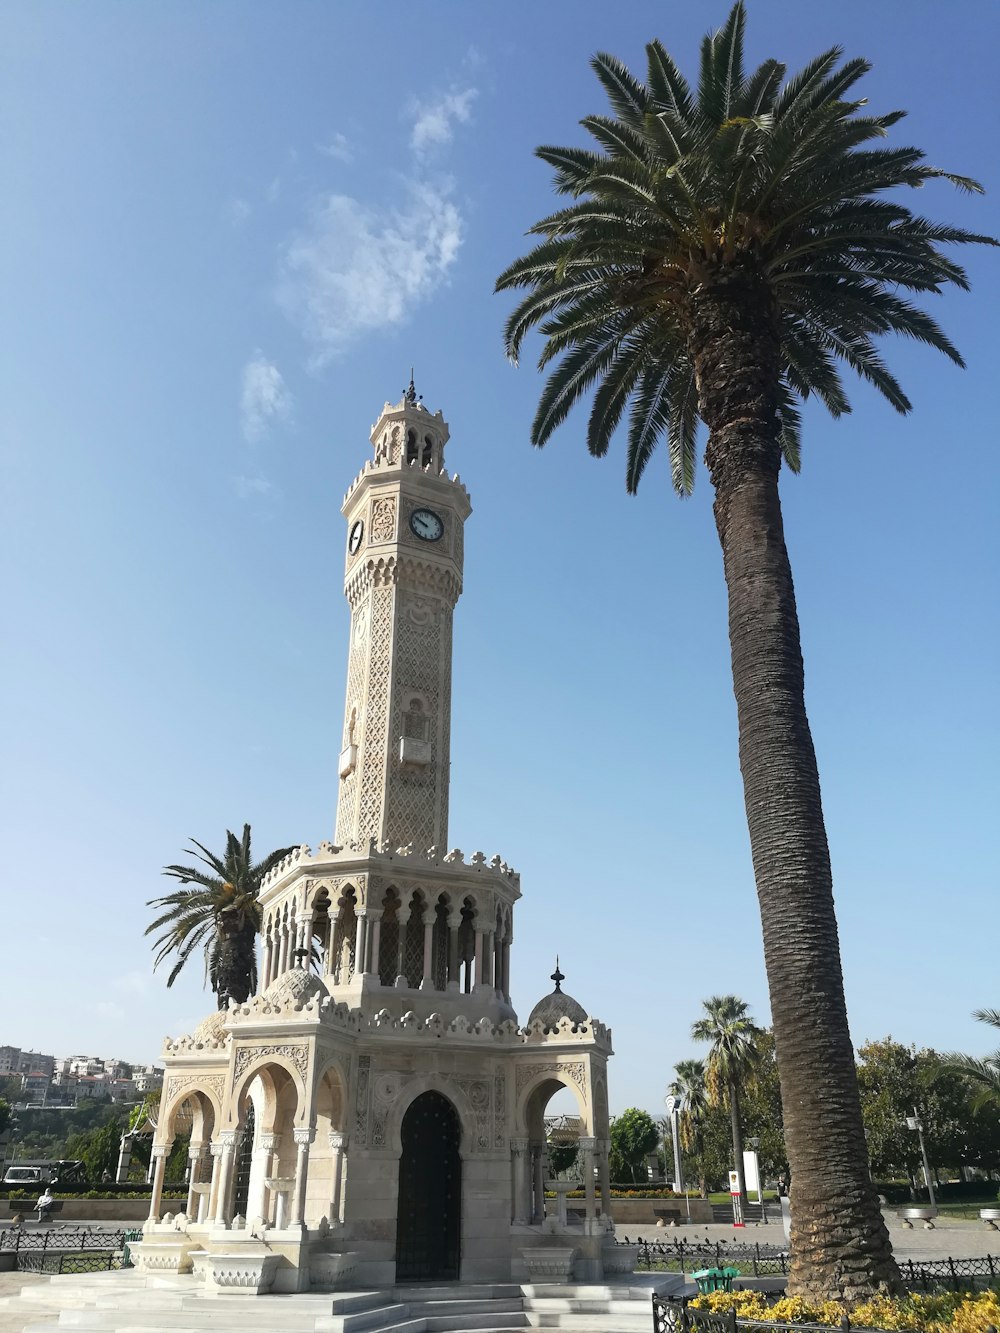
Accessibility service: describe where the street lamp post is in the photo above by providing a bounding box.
[664,1095,690,1223]
[905,1109,936,1208]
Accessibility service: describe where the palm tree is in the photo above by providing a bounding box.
[495,3,994,1300]
[691,996,760,1209]
[146,825,294,1008]
[943,1009,1000,1112]
[670,1058,710,1197]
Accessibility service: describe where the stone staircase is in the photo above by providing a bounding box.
[0,1270,684,1333]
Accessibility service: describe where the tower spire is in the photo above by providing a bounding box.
[551,957,565,992]
[404,369,421,406]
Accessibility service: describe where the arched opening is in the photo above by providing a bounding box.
[402,890,426,987]
[432,896,450,990]
[331,887,358,984]
[421,435,434,468]
[231,1102,255,1218]
[395,1091,461,1281]
[379,888,401,986]
[406,429,418,465]
[311,888,332,973]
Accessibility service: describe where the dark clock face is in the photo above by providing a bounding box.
[348,519,364,555]
[410,508,444,542]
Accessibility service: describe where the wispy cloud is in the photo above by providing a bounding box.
[277,183,462,365]
[240,352,293,442]
[112,970,151,996]
[234,472,273,499]
[319,132,353,163]
[95,1000,125,1021]
[230,197,252,225]
[409,88,476,156]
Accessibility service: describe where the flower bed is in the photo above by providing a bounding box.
[689,1288,1000,1331]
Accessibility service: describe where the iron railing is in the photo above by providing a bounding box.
[16,1251,124,1275]
[0,1228,128,1254]
[625,1238,1000,1289]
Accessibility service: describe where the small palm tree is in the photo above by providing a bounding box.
[495,2,995,1299]
[943,1009,1000,1112]
[692,995,760,1208]
[670,1058,710,1197]
[146,825,294,1008]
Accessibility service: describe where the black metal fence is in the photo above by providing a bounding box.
[0,1227,129,1254]
[16,1251,124,1275]
[625,1238,1000,1290]
[652,1294,1000,1333]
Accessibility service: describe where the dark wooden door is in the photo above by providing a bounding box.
[395,1091,461,1281]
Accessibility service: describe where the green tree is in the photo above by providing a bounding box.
[146,824,294,1007]
[692,995,761,1208]
[495,3,994,1299]
[736,1028,788,1186]
[669,1059,710,1196]
[0,1097,11,1138]
[609,1107,661,1183]
[65,1113,128,1184]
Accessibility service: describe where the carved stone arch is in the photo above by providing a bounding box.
[514,1064,590,1138]
[314,1054,349,1134]
[230,1050,308,1128]
[383,1074,475,1157]
[160,1078,223,1140]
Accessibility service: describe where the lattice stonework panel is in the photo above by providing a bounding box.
[355,586,394,844]
[335,592,371,846]
[384,594,451,852]
[403,919,424,986]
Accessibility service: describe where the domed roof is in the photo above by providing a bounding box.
[193,1010,229,1044]
[527,961,589,1029]
[263,967,327,1009]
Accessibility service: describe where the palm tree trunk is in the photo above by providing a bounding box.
[729,1080,748,1209]
[692,272,900,1301]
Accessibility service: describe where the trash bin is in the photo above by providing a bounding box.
[693,1266,741,1294]
[121,1228,143,1269]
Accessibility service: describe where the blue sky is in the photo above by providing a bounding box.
[1,1,997,1115]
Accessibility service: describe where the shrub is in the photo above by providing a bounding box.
[690,1288,1000,1331]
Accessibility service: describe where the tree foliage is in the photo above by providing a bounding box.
[146,824,294,1006]
[610,1107,661,1182]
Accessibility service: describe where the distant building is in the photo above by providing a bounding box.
[0,1046,21,1074]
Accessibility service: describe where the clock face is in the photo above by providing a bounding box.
[348,519,364,555]
[410,508,444,542]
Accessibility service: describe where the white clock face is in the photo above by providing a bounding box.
[410,508,444,542]
[348,519,364,555]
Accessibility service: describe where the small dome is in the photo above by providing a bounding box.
[193,1010,229,1044]
[264,967,327,1008]
[527,961,589,1029]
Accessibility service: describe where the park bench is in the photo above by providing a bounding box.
[2,1199,64,1217]
[654,1206,682,1226]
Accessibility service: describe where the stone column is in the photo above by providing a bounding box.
[494,934,503,996]
[579,1136,597,1227]
[396,911,410,983]
[213,1131,238,1226]
[530,1141,545,1224]
[501,939,511,1001]
[185,1142,207,1218]
[328,1132,348,1225]
[447,912,462,990]
[206,1141,225,1221]
[511,1137,530,1225]
[482,930,494,988]
[420,910,435,988]
[354,913,367,978]
[147,1144,170,1221]
[598,1138,612,1220]
[367,910,383,978]
[473,930,484,991]
[254,1132,277,1226]
[290,1127,315,1228]
[296,913,314,967]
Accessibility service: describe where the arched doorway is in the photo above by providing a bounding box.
[395,1091,461,1281]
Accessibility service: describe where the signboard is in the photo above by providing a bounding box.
[742,1150,761,1199]
[729,1170,744,1227]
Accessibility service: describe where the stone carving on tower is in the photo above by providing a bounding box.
[150,378,616,1295]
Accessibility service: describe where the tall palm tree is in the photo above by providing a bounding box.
[943,1009,1000,1112]
[495,3,994,1300]
[146,825,294,1008]
[692,996,760,1209]
[670,1058,710,1197]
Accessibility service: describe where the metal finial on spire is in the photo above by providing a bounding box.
[551,957,565,992]
[404,369,422,406]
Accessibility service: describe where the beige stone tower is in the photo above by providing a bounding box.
[336,377,471,855]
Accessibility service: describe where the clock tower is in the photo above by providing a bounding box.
[336,377,471,855]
